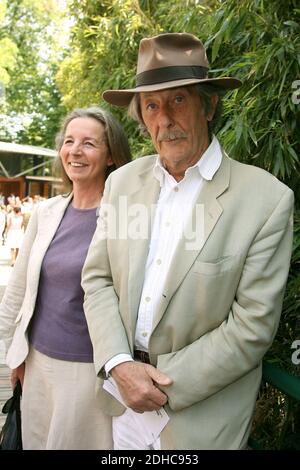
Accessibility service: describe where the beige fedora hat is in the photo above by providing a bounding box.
[103,32,242,107]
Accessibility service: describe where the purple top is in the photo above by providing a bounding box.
[29,203,97,362]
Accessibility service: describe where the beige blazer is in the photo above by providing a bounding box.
[82,152,294,449]
[0,194,73,368]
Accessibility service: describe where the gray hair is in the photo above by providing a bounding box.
[128,84,224,137]
[54,106,131,192]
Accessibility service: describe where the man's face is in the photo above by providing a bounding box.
[140,86,217,174]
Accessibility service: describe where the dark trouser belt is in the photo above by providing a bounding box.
[134,350,150,364]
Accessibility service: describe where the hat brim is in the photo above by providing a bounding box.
[103,77,242,106]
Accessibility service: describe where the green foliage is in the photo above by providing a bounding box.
[0,37,17,86]
[208,1,300,193]
[0,0,66,147]
[0,0,18,88]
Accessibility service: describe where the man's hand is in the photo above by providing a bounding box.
[10,363,25,389]
[111,361,172,413]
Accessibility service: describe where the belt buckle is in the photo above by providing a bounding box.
[134,350,150,364]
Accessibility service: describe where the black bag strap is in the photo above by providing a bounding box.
[2,380,22,414]
[14,381,22,437]
[0,380,23,450]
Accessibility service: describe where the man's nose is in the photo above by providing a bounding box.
[158,104,174,128]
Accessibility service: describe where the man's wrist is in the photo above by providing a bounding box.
[104,353,134,378]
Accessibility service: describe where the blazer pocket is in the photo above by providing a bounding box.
[193,254,240,276]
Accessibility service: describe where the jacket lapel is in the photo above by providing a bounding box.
[31,194,73,285]
[39,193,73,246]
[152,153,231,330]
[127,160,160,338]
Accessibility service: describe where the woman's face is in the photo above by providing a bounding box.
[60,117,113,186]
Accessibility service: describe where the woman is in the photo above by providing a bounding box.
[5,206,24,265]
[0,106,131,449]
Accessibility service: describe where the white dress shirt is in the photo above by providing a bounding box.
[105,136,223,373]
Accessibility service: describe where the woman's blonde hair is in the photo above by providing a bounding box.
[53,106,131,192]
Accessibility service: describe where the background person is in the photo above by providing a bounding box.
[5,206,24,266]
[0,204,7,245]
[0,106,131,449]
[82,33,294,450]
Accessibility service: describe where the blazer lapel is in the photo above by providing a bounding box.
[127,161,160,338]
[152,153,231,330]
[32,194,73,280]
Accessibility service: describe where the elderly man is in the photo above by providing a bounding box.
[82,33,294,450]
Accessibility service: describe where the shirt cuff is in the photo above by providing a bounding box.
[105,353,134,377]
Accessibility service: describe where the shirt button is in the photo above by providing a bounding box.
[145,296,151,302]
[174,187,179,192]
[156,259,162,265]
[142,332,148,337]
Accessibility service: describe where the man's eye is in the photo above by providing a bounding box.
[175,96,184,103]
[84,142,94,147]
[146,103,157,110]
[63,139,73,144]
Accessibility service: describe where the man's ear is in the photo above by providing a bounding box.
[207,95,219,122]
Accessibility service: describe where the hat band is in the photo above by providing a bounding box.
[136,65,209,87]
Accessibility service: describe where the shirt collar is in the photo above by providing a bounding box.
[153,135,223,186]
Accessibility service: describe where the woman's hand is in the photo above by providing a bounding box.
[10,363,25,389]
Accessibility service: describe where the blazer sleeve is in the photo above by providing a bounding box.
[82,177,131,376]
[0,206,39,359]
[157,188,294,411]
